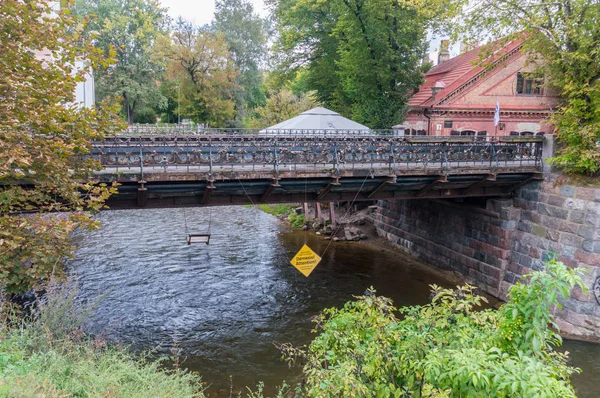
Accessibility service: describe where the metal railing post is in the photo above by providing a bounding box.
[389,142,395,175]
[139,140,144,180]
[274,137,279,178]
[491,141,498,171]
[209,137,213,181]
[333,142,339,177]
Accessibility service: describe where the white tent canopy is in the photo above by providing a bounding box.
[262,107,370,132]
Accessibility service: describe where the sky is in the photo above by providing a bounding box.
[160,0,268,26]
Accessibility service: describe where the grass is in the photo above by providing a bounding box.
[0,284,206,398]
[0,339,205,397]
[251,204,307,228]
[287,212,306,228]
[257,204,296,216]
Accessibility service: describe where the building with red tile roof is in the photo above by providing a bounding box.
[398,40,558,137]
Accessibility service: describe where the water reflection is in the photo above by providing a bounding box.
[69,206,599,397]
[563,339,600,397]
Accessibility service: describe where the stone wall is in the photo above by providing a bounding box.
[374,174,600,341]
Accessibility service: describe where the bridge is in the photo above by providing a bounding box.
[90,128,545,209]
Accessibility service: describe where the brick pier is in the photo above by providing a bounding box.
[375,172,600,341]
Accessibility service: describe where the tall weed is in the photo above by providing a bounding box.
[0,282,206,397]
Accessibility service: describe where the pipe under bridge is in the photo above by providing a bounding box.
[90,129,545,209]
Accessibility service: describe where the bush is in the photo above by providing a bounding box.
[550,124,600,175]
[285,260,584,397]
[288,212,306,228]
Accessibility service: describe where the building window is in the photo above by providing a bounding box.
[444,120,453,128]
[450,130,478,136]
[516,72,543,95]
[510,131,536,136]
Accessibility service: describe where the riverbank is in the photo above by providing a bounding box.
[0,286,207,398]
[279,202,470,291]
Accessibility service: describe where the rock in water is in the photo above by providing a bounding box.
[344,228,354,241]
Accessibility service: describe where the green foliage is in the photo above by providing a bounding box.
[270,0,461,128]
[0,284,206,397]
[73,0,169,124]
[243,381,303,398]
[288,212,306,228]
[246,88,319,128]
[287,260,583,397]
[156,19,238,127]
[133,108,159,124]
[454,0,600,175]
[258,204,296,216]
[287,69,312,97]
[497,259,585,357]
[0,0,123,293]
[214,0,269,125]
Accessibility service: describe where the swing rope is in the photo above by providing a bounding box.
[183,207,189,236]
[236,171,371,262]
[237,177,256,206]
[237,177,262,235]
[183,204,211,241]
[304,176,308,244]
[319,171,372,258]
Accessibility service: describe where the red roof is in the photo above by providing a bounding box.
[409,40,524,109]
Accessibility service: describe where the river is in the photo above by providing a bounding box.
[69,206,599,397]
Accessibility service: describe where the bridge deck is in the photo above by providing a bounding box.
[90,133,544,209]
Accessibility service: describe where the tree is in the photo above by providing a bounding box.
[73,0,168,124]
[454,0,600,175]
[0,0,123,293]
[246,89,319,128]
[214,0,269,126]
[270,0,459,128]
[156,19,238,127]
[282,260,583,397]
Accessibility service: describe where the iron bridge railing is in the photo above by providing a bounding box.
[91,130,544,176]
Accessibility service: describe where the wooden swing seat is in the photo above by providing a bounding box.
[187,234,211,245]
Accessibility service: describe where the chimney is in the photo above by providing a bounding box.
[438,40,450,64]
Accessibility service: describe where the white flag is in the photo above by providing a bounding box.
[494,101,500,126]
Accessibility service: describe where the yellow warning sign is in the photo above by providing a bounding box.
[290,244,322,277]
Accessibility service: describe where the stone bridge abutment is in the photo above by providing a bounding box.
[374,172,600,341]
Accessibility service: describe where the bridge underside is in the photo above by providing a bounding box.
[101,168,541,210]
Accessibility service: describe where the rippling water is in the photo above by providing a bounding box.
[69,206,599,396]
